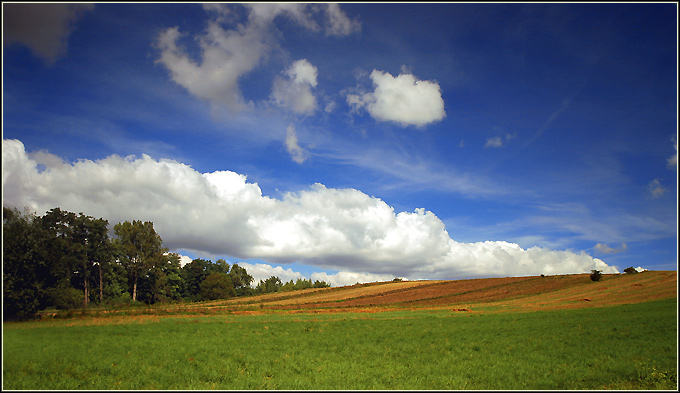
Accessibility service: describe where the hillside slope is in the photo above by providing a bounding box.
[206,270,676,314]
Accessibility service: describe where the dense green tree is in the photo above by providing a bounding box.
[255,276,282,294]
[3,207,117,317]
[208,258,231,275]
[313,280,330,288]
[37,208,103,308]
[39,208,80,294]
[179,258,243,301]
[68,213,113,307]
[144,252,184,303]
[112,220,167,302]
[280,277,330,292]
[229,263,254,296]
[280,279,296,292]
[3,207,43,320]
[180,258,212,301]
[85,216,113,305]
[200,272,236,300]
[4,206,258,317]
[100,259,129,305]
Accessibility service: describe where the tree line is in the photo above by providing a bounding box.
[3,207,328,320]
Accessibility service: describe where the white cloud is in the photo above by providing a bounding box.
[347,70,446,127]
[178,255,193,267]
[238,262,305,285]
[287,58,318,87]
[324,101,337,113]
[485,136,503,148]
[272,59,318,115]
[173,257,387,287]
[2,3,94,64]
[3,139,619,281]
[324,3,362,36]
[244,3,359,36]
[310,271,394,287]
[485,133,516,148]
[648,179,666,198]
[155,4,357,115]
[285,124,309,164]
[154,22,266,115]
[219,263,390,288]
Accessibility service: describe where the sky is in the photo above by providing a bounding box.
[2,2,677,286]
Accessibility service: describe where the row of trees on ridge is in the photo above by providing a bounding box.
[3,207,328,320]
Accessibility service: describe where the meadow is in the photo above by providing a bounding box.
[3,296,677,390]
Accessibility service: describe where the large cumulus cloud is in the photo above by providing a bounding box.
[3,139,618,280]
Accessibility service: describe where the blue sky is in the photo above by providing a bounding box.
[3,3,677,286]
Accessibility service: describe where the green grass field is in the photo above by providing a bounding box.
[2,298,676,390]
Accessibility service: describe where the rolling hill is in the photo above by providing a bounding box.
[202,270,677,315]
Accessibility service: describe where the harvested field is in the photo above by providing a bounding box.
[36,271,677,321]
[243,271,676,314]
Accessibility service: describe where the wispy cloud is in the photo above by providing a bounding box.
[485,133,516,148]
[285,124,309,164]
[648,179,666,198]
[594,242,628,255]
[313,141,506,198]
[525,96,572,145]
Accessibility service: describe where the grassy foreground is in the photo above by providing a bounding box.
[3,298,677,390]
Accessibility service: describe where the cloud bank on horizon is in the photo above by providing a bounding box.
[3,138,618,284]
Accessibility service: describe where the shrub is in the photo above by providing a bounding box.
[590,270,603,281]
[624,267,638,274]
[106,292,132,308]
[44,286,84,310]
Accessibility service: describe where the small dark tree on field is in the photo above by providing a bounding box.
[624,266,638,274]
[590,270,603,281]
